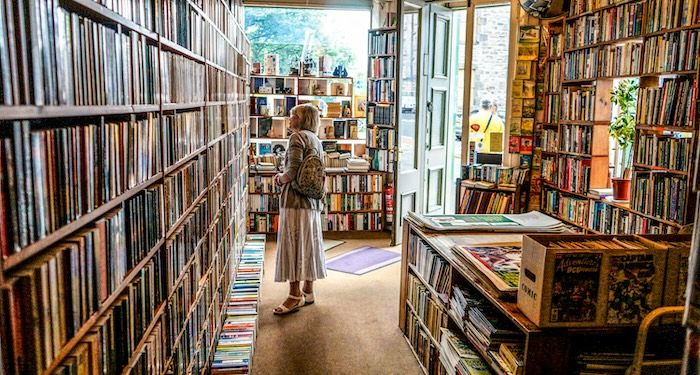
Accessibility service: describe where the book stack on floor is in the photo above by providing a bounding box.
[211,235,265,374]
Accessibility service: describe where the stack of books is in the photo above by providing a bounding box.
[253,162,277,173]
[324,152,352,172]
[346,158,371,172]
[438,328,487,375]
[211,235,265,374]
[492,343,524,375]
[450,286,523,354]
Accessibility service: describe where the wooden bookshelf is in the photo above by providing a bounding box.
[248,170,386,233]
[398,219,686,374]
[0,0,251,374]
[537,1,700,235]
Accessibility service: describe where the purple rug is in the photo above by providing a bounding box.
[326,246,401,275]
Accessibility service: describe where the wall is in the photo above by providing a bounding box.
[469,6,511,117]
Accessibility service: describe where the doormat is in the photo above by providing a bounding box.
[323,239,345,252]
[326,246,401,275]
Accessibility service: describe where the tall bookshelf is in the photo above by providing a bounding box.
[0,0,250,374]
[538,0,700,235]
[366,27,397,231]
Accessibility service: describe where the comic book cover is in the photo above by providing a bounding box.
[606,254,656,324]
[550,253,602,323]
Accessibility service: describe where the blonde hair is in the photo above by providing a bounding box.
[291,103,320,134]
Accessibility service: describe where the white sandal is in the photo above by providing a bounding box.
[302,290,315,304]
[273,295,305,315]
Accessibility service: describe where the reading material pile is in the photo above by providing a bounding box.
[439,328,490,375]
[450,285,522,357]
[324,152,351,172]
[408,211,569,232]
[211,235,265,374]
[346,157,370,172]
[452,245,522,298]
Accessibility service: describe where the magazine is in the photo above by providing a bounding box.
[407,211,567,232]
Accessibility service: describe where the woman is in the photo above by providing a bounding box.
[272,103,326,315]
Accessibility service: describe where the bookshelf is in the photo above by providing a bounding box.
[248,74,367,158]
[0,0,250,374]
[538,1,700,235]
[456,165,530,214]
[248,171,385,233]
[399,220,686,375]
[366,28,397,174]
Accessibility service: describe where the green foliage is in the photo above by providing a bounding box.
[609,79,639,174]
[244,8,355,75]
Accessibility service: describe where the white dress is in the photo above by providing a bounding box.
[274,203,327,282]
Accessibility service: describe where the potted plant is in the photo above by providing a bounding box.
[609,79,639,201]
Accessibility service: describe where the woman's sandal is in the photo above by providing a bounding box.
[302,290,315,304]
[272,294,305,315]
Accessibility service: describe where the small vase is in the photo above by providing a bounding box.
[611,178,631,201]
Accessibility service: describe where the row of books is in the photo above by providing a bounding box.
[367,104,395,126]
[161,51,206,104]
[407,274,448,342]
[325,173,383,192]
[407,237,451,299]
[368,80,395,104]
[645,0,700,33]
[564,3,643,50]
[461,164,528,186]
[325,193,382,212]
[163,111,206,168]
[369,57,395,78]
[541,157,557,184]
[550,33,563,58]
[561,86,595,121]
[0,3,158,106]
[634,133,691,172]
[589,200,675,234]
[368,148,394,173]
[405,312,441,374]
[542,129,559,152]
[597,42,643,77]
[632,173,688,224]
[457,190,515,215]
[545,94,560,123]
[164,157,207,229]
[558,157,592,194]
[324,152,351,170]
[546,60,561,92]
[248,194,279,213]
[0,118,162,254]
[560,124,593,155]
[323,212,382,231]
[211,235,265,374]
[369,31,397,56]
[543,188,589,227]
[641,30,699,74]
[248,213,278,233]
[367,128,395,149]
[636,77,696,127]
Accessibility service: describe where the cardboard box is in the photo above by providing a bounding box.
[518,235,667,328]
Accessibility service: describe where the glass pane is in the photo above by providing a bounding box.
[399,10,419,171]
[467,4,511,161]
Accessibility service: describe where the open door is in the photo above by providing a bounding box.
[392,1,424,245]
[423,4,453,215]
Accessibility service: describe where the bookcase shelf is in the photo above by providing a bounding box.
[0,0,251,373]
[537,4,700,234]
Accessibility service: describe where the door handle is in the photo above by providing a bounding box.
[426,101,433,112]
